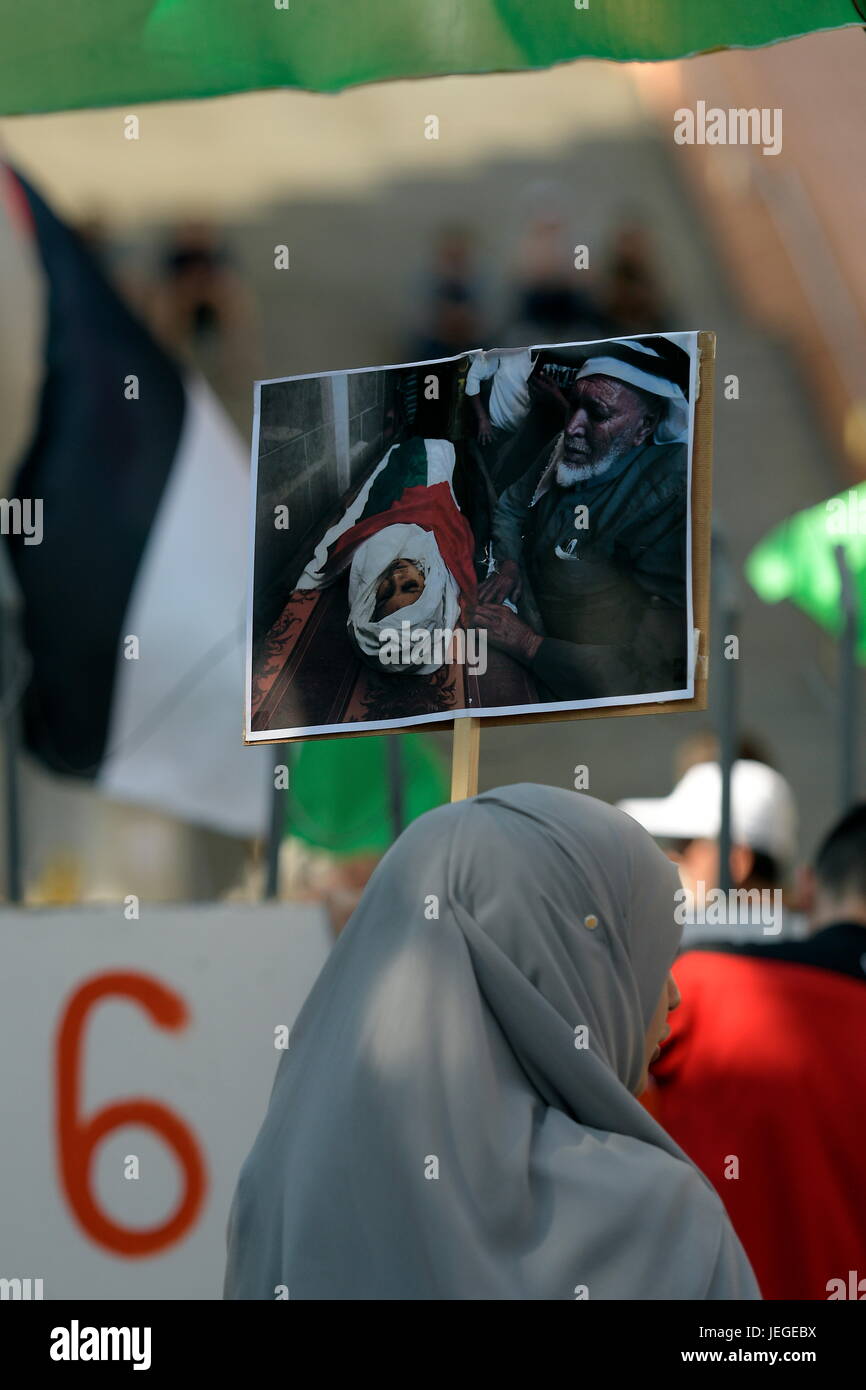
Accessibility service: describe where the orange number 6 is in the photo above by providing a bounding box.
[56,971,207,1256]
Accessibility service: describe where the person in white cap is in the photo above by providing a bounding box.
[618,758,799,943]
[473,335,691,700]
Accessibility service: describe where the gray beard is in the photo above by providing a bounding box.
[551,432,630,487]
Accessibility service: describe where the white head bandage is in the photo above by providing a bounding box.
[347,523,460,675]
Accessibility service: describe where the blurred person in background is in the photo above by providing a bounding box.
[410,224,485,362]
[602,215,672,336]
[619,756,799,945]
[245,735,450,936]
[671,729,777,782]
[226,785,758,1300]
[650,804,866,1301]
[506,182,615,344]
[147,220,261,429]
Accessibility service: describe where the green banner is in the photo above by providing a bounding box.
[0,1,857,115]
[286,733,448,856]
[745,483,866,660]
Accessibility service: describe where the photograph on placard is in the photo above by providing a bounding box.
[245,331,699,740]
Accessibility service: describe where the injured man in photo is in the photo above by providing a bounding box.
[295,436,478,674]
[249,426,491,737]
[474,337,691,701]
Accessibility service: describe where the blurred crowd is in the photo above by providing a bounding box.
[408,203,671,361]
[84,187,672,438]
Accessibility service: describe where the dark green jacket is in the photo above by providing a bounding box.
[492,438,688,698]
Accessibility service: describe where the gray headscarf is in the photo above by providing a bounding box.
[225,784,759,1300]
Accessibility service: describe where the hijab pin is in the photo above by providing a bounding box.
[583,914,599,930]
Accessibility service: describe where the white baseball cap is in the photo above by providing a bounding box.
[618,760,797,866]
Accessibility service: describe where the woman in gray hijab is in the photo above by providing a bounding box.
[225,783,760,1300]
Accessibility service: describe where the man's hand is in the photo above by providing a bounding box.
[473,603,543,666]
[476,409,494,445]
[528,371,570,415]
[478,558,522,605]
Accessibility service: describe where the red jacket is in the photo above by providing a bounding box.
[650,926,866,1300]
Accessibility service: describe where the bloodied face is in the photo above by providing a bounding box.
[558,375,660,482]
[373,558,426,620]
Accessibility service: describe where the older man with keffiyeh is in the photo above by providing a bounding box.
[474,336,692,701]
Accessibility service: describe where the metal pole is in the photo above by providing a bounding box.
[3,694,22,904]
[0,543,24,904]
[834,546,859,811]
[712,531,738,896]
[264,748,291,900]
[387,735,404,841]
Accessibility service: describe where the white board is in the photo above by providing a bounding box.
[0,903,331,1300]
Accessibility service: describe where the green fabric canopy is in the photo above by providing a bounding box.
[0,1,858,116]
[745,483,866,660]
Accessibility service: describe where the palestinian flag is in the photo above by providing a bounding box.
[1,167,269,837]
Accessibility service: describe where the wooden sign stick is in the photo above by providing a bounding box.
[450,716,480,801]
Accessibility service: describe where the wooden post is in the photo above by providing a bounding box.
[450,717,480,801]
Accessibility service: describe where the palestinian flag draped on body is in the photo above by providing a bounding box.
[0,167,269,837]
[297,435,477,674]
